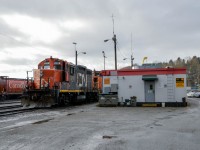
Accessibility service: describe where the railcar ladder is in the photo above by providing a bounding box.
[167,74,175,101]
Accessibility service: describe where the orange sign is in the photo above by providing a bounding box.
[104,78,110,85]
[176,78,184,88]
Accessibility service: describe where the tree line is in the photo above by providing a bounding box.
[161,56,200,87]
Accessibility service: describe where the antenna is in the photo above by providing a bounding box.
[131,33,134,68]
[112,14,115,35]
[131,33,133,55]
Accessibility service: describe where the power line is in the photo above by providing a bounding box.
[116,41,126,59]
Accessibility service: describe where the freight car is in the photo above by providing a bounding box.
[21,56,99,107]
[0,76,27,100]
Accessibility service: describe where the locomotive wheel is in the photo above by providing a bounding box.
[60,94,70,106]
[64,98,69,106]
[63,95,70,106]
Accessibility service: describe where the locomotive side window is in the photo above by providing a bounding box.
[44,62,50,69]
[54,61,61,70]
[65,64,68,71]
[70,66,75,75]
[38,65,43,69]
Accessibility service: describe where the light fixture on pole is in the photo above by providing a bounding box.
[104,35,117,70]
[73,42,86,89]
[102,51,106,70]
[123,55,134,68]
[76,51,87,67]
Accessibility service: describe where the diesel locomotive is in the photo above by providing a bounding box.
[21,56,99,107]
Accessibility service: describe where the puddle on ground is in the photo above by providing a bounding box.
[32,118,54,124]
[67,113,75,116]
[102,135,117,139]
[154,123,163,126]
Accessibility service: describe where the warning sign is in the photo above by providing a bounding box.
[104,78,110,85]
[176,78,184,88]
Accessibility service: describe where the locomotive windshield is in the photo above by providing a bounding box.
[54,61,61,70]
[44,61,50,69]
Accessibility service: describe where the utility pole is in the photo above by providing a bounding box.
[112,34,117,70]
[72,42,86,89]
[73,42,77,67]
[131,55,134,68]
[123,56,134,68]
[104,14,117,70]
[102,51,106,70]
[73,42,77,89]
[112,15,117,70]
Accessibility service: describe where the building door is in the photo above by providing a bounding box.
[145,81,155,102]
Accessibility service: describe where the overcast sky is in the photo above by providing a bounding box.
[0,0,199,78]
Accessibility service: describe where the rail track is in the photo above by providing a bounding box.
[0,99,36,117]
[0,99,96,117]
[0,107,37,117]
[0,104,22,110]
[0,99,21,105]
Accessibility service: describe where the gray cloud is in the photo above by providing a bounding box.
[0,0,199,77]
[0,57,31,65]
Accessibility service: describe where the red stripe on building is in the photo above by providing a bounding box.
[101,68,186,76]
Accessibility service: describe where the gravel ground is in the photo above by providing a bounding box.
[0,99,200,150]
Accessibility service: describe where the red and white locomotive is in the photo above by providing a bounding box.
[22,56,98,107]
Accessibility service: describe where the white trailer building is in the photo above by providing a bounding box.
[100,68,187,107]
